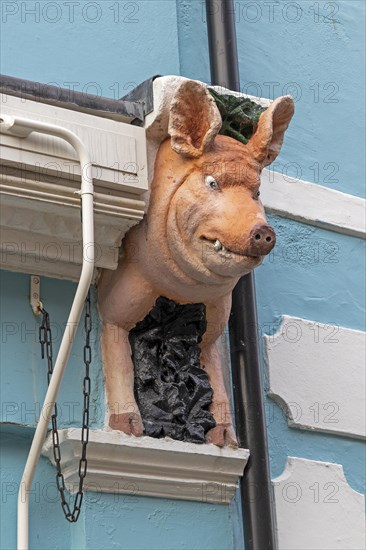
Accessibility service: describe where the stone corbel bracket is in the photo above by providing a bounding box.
[42,429,249,504]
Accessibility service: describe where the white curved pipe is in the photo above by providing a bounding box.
[0,116,95,550]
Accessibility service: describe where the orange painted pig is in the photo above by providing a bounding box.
[98,80,294,446]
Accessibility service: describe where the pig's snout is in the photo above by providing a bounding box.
[247,223,276,256]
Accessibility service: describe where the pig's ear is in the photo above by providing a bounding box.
[247,96,294,167]
[169,81,222,158]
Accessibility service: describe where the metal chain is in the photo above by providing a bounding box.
[39,291,92,522]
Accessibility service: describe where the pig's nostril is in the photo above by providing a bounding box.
[255,234,261,240]
[266,236,272,242]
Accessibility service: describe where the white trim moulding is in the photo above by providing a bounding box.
[265,316,366,439]
[261,170,366,239]
[42,428,250,504]
[272,458,366,549]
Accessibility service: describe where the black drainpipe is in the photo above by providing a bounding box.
[205,2,277,550]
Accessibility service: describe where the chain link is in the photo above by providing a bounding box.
[39,291,92,522]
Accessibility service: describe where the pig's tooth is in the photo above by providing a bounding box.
[214,239,222,251]
[222,245,227,253]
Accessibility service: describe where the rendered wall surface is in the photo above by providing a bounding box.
[1,428,71,550]
[0,0,180,99]
[1,1,365,549]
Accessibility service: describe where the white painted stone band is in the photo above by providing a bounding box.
[265,316,366,439]
[272,458,366,550]
[261,169,366,239]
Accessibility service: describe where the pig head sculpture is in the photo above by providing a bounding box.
[98,80,294,447]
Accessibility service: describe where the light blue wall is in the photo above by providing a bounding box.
[234,0,366,198]
[0,0,180,97]
[1,0,365,548]
[0,273,104,430]
[1,426,73,550]
[176,0,211,83]
[83,492,233,550]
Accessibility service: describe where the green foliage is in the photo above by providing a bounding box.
[209,88,267,144]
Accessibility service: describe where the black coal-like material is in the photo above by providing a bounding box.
[129,297,216,443]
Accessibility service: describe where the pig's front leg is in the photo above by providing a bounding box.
[201,296,238,447]
[98,258,158,436]
[102,323,143,435]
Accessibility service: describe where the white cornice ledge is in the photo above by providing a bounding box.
[42,428,249,504]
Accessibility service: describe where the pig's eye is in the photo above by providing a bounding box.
[205,176,219,190]
[255,190,261,198]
